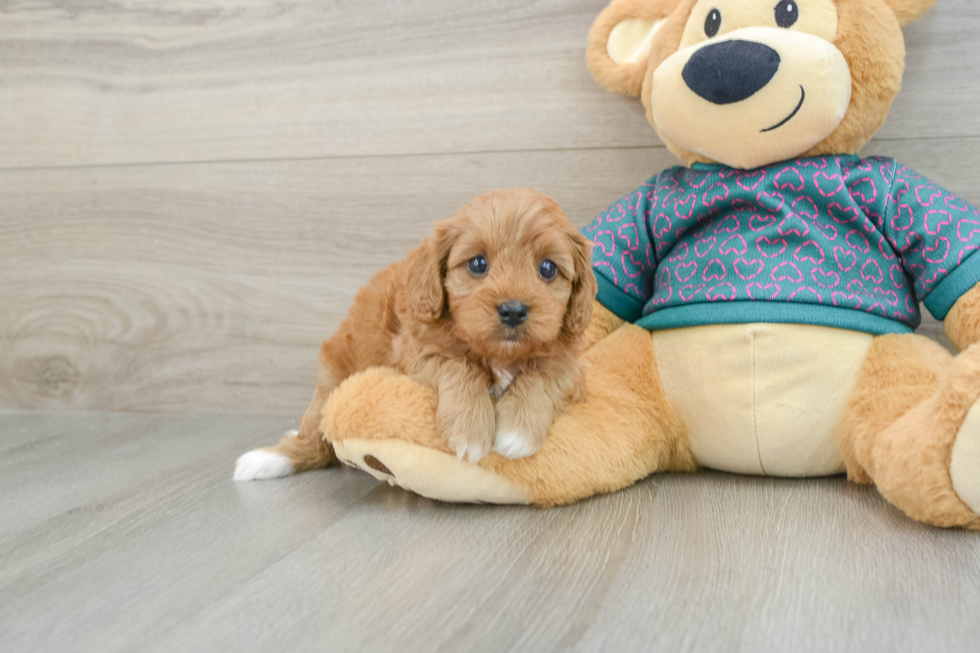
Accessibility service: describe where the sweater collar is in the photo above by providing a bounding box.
[689,154,861,173]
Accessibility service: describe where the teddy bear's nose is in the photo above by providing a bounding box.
[682,40,781,105]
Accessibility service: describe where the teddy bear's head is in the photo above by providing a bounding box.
[587,0,937,169]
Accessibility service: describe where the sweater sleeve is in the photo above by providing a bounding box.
[881,162,980,319]
[581,176,660,322]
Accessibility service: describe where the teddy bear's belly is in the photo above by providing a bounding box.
[651,323,875,477]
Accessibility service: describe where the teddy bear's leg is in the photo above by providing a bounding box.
[836,334,980,529]
[322,324,696,506]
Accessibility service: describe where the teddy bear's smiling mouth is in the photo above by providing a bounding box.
[761,85,806,133]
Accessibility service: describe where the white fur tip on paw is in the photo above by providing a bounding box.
[454,440,487,464]
[233,449,295,481]
[493,431,538,460]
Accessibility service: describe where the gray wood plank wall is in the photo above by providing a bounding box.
[2,0,978,417]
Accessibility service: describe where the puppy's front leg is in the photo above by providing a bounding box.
[493,360,584,459]
[412,356,495,463]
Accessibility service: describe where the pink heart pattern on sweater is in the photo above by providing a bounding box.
[585,156,980,331]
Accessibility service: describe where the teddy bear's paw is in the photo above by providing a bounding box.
[332,438,530,504]
[951,403,980,516]
[945,344,980,516]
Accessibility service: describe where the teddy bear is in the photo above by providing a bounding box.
[314,0,980,529]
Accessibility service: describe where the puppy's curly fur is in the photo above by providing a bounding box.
[256,188,597,473]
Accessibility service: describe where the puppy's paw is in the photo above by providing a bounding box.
[233,449,295,481]
[494,394,548,459]
[449,432,493,464]
[437,397,495,464]
[493,430,540,459]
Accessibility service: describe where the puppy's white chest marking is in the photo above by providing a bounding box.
[490,363,519,399]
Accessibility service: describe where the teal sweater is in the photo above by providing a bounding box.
[584,155,980,335]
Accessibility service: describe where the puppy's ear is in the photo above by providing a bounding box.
[563,229,599,340]
[406,219,459,323]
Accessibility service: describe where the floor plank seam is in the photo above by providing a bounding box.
[3,134,978,174]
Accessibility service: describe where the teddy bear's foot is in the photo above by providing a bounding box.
[320,367,530,504]
[333,438,530,504]
[923,341,980,525]
[839,335,980,529]
[321,326,696,507]
[951,401,980,516]
[321,366,530,503]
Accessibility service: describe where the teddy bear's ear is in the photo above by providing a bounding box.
[587,0,685,97]
[885,0,938,26]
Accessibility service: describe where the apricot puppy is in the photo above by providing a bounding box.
[234,188,597,480]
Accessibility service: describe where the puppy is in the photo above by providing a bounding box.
[234,188,597,481]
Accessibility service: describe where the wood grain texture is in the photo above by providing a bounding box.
[0,0,978,169]
[1,410,979,653]
[0,146,673,416]
[3,139,977,416]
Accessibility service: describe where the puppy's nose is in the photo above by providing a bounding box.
[497,301,529,328]
[682,40,780,105]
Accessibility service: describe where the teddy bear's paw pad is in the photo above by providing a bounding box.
[233,449,295,481]
[952,402,980,516]
[362,454,394,476]
[333,438,530,504]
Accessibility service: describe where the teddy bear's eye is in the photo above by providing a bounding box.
[704,8,722,37]
[775,0,799,28]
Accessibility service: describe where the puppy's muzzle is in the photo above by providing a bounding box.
[497,301,529,328]
[682,40,780,105]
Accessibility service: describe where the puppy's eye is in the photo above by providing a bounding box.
[704,8,721,37]
[467,255,488,276]
[774,0,799,28]
[539,259,558,281]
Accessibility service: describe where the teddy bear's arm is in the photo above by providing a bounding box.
[581,178,662,324]
[876,162,980,344]
[943,281,980,352]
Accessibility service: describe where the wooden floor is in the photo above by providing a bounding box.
[3,1,980,650]
[1,409,979,653]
